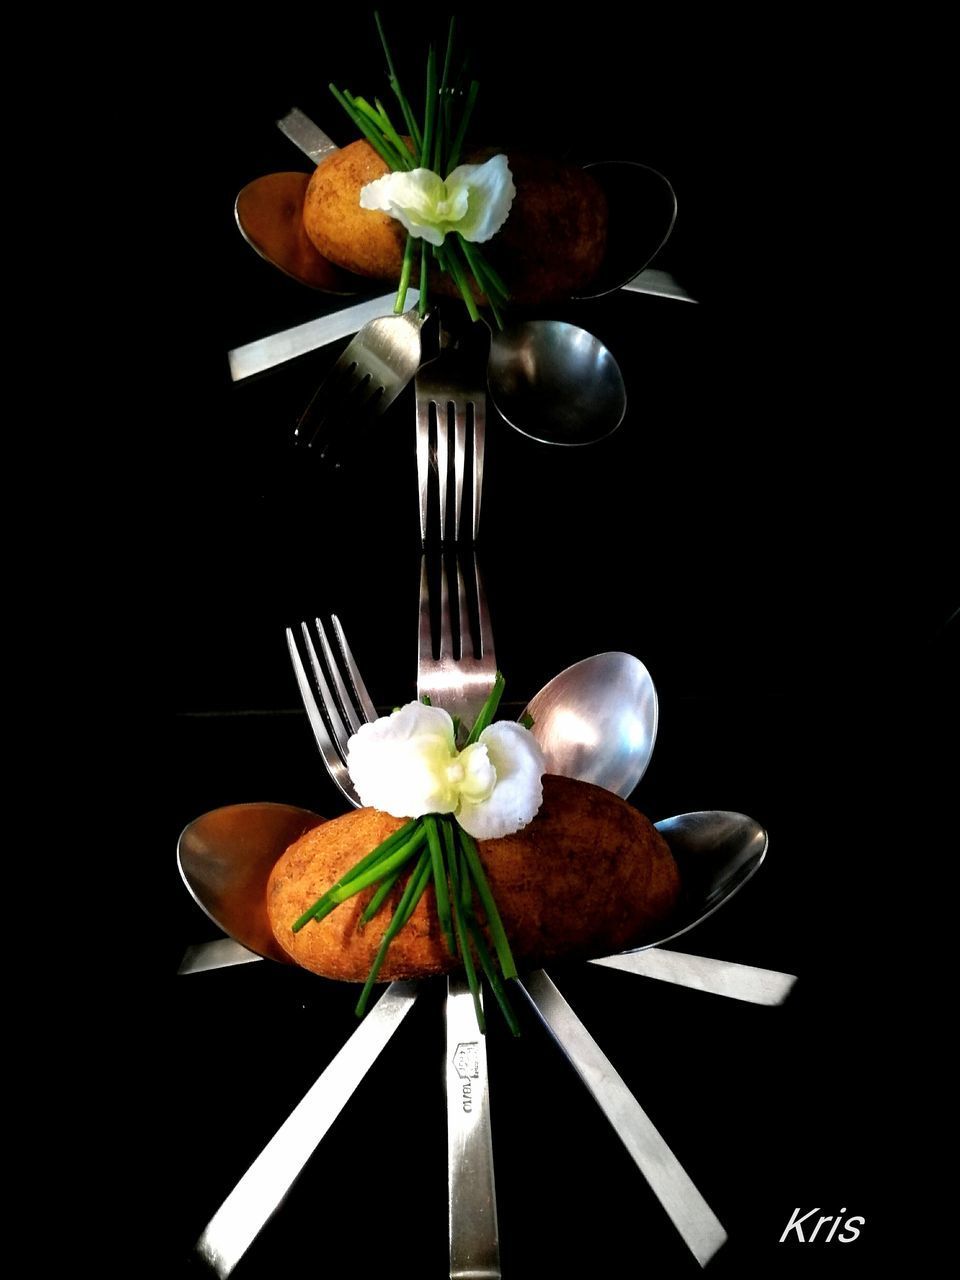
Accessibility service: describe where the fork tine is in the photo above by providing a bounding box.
[452,397,467,542]
[455,555,472,660]
[330,614,378,725]
[472,395,485,543]
[285,627,350,783]
[292,349,359,444]
[416,384,432,546]
[474,555,495,664]
[436,399,449,543]
[300,622,351,761]
[439,556,455,660]
[418,556,434,691]
[315,618,362,736]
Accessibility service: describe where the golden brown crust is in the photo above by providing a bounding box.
[302,142,608,304]
[267,775,679,983]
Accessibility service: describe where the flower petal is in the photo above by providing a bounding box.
[346,702,458,817]
[359,168,452,245]
[445,155,516,244]
[457,722,546,840]
[457,742,498,804]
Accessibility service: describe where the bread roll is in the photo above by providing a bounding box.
[267,775,679,982]
[302,142,608,304]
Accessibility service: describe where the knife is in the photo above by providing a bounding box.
[178,938,796,1006]
[195,981,418,1277]
[519,970,727,1268]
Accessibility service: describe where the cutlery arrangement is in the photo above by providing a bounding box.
[178,96,791,1280]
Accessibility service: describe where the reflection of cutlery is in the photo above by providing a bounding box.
[179,937,795,1005]
[195,981,418,1278]
[519,970,727,1268]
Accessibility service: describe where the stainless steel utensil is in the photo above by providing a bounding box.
[293,308,429,455]
[519,651,658,798]
[590,947,796,1005]
[572,160,678,300]
[195,980,419,1278]
[519,970,727,1268]
[487,320,627,446]
[416,552,502,1278]
[285,614,376,808]
[418,554,497,730]
[415,323,489,544]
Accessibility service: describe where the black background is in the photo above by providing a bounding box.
[160,6,953,1277]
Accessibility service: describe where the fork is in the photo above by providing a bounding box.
[417,551,501,1280]
[285,614,377,807]
[416,321,489,544]
[293,307,431,458]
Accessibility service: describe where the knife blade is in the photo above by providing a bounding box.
[195,981,419,1277]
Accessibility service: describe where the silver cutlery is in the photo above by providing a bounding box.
[416,552,502,1278]
[195,981,419,1278]
[519,970,727,1268]
[415,323,489,544]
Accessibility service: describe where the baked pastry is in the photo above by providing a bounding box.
[267,774,679,982]
[302,142,609,304]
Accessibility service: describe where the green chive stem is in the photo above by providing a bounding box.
[420,45,438,169]
[396,236,416,313]
[374,11,423,152]
[425,816,455,954]
[465,913,521,1036]
[465,670,506,745]
[328,825,426,902]
[330,84,403,170]
[291,819,419,931]
[373,97,413,169]
[459,827,518,979]
[361,864,404,923]
[438,242,480,322]
[355,846,433,1016]
[418,242,430,318]
[444,819,485,1032]
[447,79,479,172]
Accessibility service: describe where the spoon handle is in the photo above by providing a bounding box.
[275,106,339,165]
[519,969,727,1269]
[195,982,419,1277]
[446,975,501,1279]
[590,948,797,1006]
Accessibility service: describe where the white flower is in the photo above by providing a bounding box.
[345,700,545,839]
[359,155,516,247]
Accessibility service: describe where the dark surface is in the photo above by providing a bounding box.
[161,8,952,1277]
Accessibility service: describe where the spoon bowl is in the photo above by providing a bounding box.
[235,172,368,295]
[520,651,657,796]
[177,801,325,963]
[574,160,678,300]
[487,320,627,446]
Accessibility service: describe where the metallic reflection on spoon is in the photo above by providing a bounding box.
[234,172,365,295]
[521,651,657,798]
[488,320,627,446]
[573,160,678,300]
[177,801,324,963]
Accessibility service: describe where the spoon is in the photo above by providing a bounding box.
[520,651,657,795]
[178,799,765,971]
[234,172,368,295]
[487,319,627,446]
[572,160,678,300]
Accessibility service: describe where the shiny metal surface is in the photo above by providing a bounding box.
[275,106,339,165]
[446,975,500,1279]
[573,161,678,300]
[418,554,498,731]
[416,322,489,544]
[196,981,419,1278]
[522,651,658,798]
[646,810,769,951]
[234,172,363,293]
[177,802,324,962]
[487,320,626,446]
[178,938,262,974]
[590,948,796,1005]
[285,614,376,808]
[294,308,428,455]
[519,970,727,1268]
[227,293,413,382]
[225,270,687,381]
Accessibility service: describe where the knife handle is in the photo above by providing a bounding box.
[446,974,501,1280]
[519,969,727,1269]
[195,982,418,1277]
[276,107,339,165]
